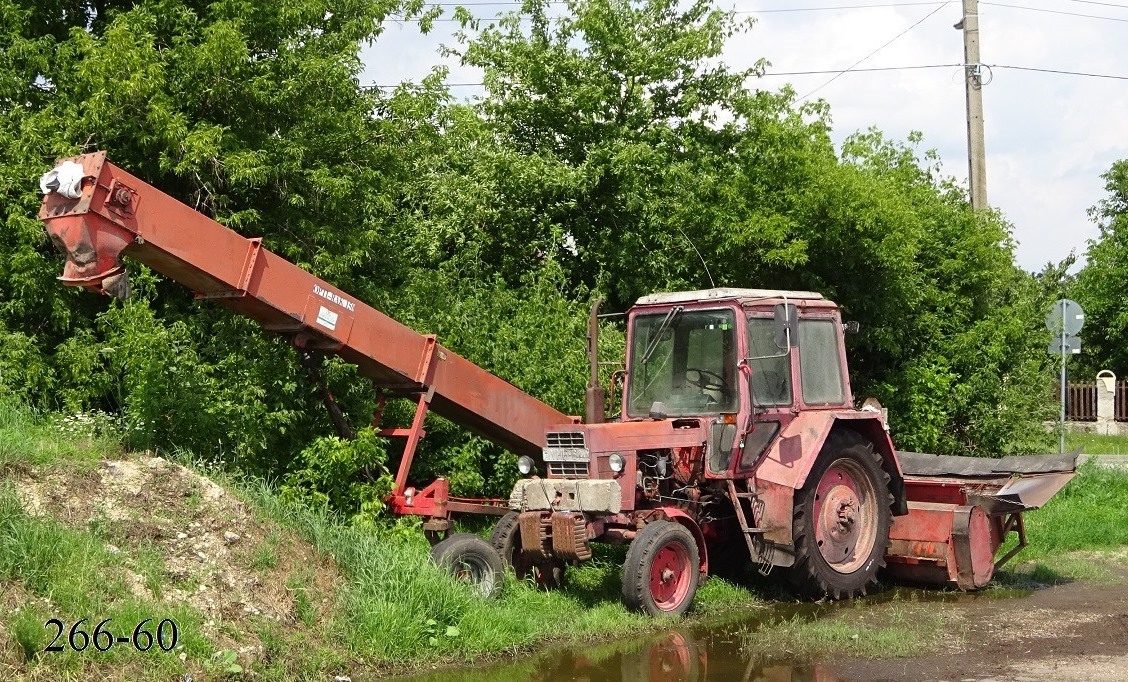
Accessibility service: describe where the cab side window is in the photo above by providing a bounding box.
[798,319,845,405]
[747,317,792,407]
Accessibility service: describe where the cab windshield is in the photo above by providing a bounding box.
[627,308,738,417]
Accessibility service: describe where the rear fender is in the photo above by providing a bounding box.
[750,411,908,557]
[753,412,903,493]
[834,413,908,516]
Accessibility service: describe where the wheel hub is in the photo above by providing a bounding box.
[813,460,879,574]
[649,543,691,611]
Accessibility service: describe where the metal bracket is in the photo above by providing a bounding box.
[993,512,1027,571]
[105,178,139,217]
[193,238,263,300]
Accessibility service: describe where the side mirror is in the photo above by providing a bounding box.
[773,303,797,350]
[843,320,860,335]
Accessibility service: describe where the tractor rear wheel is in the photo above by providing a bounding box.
[430,533,505,598]
[490,511,566,589]
[622,521,700,617]
[790,432,892,599]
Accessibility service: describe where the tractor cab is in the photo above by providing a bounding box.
[621,288,853,476]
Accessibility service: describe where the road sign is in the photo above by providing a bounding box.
[1048,335,1081,356]
[1047,299,1085,455]
[1045,299,1085,335]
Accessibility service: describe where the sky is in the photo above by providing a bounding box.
[359,0,1128,272]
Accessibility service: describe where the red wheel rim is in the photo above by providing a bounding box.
[812,458,878,573]
[649,541,692,611]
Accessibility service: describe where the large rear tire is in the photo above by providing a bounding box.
[489,511,566,589]
[790,431,892,599]
[622,521,700,617]
[431,533,505,598]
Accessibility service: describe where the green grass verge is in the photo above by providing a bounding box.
[1064,431,1128,455]
[0,483,211,679]
[994,461,1128,586]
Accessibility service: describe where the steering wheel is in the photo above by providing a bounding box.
[685,368,726,389]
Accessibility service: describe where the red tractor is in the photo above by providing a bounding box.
[39,153,1076,617]
[454,289,902,615]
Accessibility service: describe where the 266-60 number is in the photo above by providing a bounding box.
[44,618,178,653]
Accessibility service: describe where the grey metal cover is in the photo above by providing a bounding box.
[635,288,825,306]
[897,451,1078,478]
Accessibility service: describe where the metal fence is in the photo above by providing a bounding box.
[1066,382,1097,421]
[1064,380,1128,421]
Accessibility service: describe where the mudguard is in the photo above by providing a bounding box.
[649,507,710,576]
[749,411,908,559]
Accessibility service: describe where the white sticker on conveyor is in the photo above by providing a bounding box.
[316,305,338,331]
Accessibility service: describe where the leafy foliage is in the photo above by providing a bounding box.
[1074,161,1128,376]
[0,0,1056,520]
[280,427,394,519]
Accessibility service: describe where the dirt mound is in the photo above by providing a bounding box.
[11,455,339,659]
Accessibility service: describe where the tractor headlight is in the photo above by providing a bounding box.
[609,453,626,473]
[517,456,535,475]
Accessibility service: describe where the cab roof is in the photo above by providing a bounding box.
[634,288,827,306]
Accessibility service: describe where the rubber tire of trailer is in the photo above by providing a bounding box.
[790,430,893,600]
[490,511,566,589]
[622,520,701,617]
[430,533,505,598]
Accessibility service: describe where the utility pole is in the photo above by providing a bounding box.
[957,0,988,212]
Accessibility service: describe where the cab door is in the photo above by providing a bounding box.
[735,315,795,474]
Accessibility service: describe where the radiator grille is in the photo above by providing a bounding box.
[544,431,589,478]
[546,432,586,448]
[547,461,589,478]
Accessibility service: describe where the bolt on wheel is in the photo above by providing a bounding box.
[813,459,880,573]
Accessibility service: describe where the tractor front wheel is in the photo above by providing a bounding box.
[490,511,566,589]
[791,432,892,599]
[622,521,700,617]
[430,533,505,598]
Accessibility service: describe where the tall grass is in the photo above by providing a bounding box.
[1021,462,1128,560]
[0,396,119,468]
[239,479,675,664]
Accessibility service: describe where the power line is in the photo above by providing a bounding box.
[735,2,945,12]
[361,64,963,89]
[796,1,951,101]
[991,64,1128,80]
[411,1,945,8]
[387,0,1128,21]
[765,63,961,75]
[387,1,952,21]
[981,1,1128,22]
[361,61,1128,89]
[1063,0,1128,9]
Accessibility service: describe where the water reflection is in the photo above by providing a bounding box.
[555,629,845,682]
[399,627,844,682]
[395,585,1027,682]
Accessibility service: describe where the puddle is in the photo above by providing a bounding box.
[393,585,1032,682]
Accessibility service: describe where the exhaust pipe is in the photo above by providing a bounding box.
[39,157,133,299]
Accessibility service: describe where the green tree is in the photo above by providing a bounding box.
[0,0,438,470]
[414,0,1054,455]
[1074,160,1128,376]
